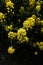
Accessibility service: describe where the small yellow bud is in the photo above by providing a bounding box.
[8,46,15,54]
[35,51,38,55]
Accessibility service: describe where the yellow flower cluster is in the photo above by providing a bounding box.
[8,46,15,54]
[8,31,17,39]
[23,16,35,30]
[36,1,42,12]
[17,28,29,43]
[5,0,14,13]
[36,5,41,12]
[29,0,36,7]
[5,0,14,8]
[33,41,43,50]
[5,24,13,31]
[37,42,43,50]
[0,12,5,23]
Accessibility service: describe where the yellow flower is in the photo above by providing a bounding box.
[5,25,13,31]
[37,42,43,50]
[36,5,41,11]
[17,28,27,42]
[32,14,36,19]
[0,12,5,19]
[39,42,43,50]
[29,0,36,7]
[23,17,35,30]
[8,46,15,54]
[33,42,43,50]
[40,20,43,25]
[24,36,29,43]
[17,28,26,36]
[8,31,17,39]
[5,0,14,8]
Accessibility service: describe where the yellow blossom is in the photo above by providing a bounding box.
[0,12,5,23]
[37,42,43,50]
[39,42,43,50]
[8,46,15,54]
[5,0,14,8]
[5,25,13,31]
[8,31,17,39]
[17,28,27,42]
[24,36,29,43]
[23,17,35,30]
[32,14,36,19]
[36,5,41,11]
[0,12,5,19]
[29,0,36,7]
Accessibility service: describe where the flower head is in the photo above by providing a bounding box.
[5,0,14,8]
[17,28,27,43]
[36,5,41,11]
[8,31,17,39]
[23,17,35,30]
[8,46,15,54]
[5,25,13,31]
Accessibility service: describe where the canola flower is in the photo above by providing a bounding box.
[24,36,29,43]
[37,42,43,50]
[0,12,5,23]
[36,5,41,11]
[5,0,14,13]
[5,0,14,8]
[33,42,43,50]
[29,0,36,7]
[23,16,35,30]
[17,28,27,43]
[5,24,13,31]
[32,14,36,19]
[8,46,15,54]
[8,31,17,39]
